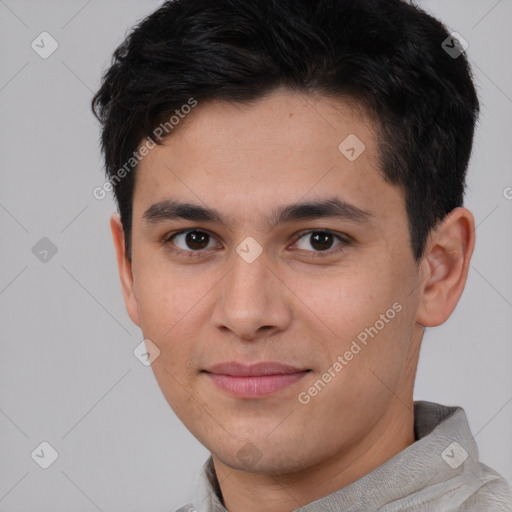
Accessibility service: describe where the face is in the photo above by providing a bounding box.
[115,88,428,474]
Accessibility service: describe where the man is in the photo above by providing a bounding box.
[91,0,512,510]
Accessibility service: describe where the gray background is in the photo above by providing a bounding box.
[0,0,511,510]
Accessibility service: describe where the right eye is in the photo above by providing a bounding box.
[164,229,222,256]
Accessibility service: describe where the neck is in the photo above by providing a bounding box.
[213,398,416,512]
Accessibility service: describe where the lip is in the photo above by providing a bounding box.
[203,361,310,399]
[205,361,308,376]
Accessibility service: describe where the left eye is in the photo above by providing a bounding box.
[293,230,344,253]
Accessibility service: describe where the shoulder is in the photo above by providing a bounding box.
[461,464,512,511]
[173,504,196,512]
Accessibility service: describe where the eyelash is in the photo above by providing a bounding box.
[162,229,351,259]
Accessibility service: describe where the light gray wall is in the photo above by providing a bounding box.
[0,1,510,510]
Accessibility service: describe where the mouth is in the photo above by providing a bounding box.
[202,361,312,399]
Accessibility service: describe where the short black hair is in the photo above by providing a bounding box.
[91,0,479,263]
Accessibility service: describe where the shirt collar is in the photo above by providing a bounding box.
[190,401,479,511]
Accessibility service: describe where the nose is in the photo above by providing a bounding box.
[211,248,293,341]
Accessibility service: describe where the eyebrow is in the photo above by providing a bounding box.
[142,197,374,229]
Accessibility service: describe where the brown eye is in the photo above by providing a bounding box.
[310,231,335,251]
[184,230,210,250]
[295,230,341,253]
[168,230,217,252]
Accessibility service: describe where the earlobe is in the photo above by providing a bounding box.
[110,213,141,327]
[416,207,475,327]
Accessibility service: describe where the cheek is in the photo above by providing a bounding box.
[288,263,392,339]
[293,260,413,379]
[150,359,207,437]
[133,266,207,411]
[131,257,228,377]
[132,254,206,333]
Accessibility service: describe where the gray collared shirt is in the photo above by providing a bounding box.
[176,401,512,511]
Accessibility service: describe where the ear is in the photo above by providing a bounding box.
[110,213,141,327]
[416,207,475,327]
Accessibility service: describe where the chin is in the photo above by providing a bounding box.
[211,437,317,475]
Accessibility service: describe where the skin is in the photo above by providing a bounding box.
[110,87,475,511]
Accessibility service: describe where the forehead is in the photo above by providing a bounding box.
[133,88,405,228]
